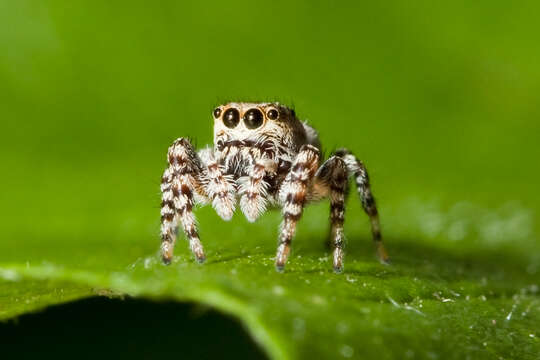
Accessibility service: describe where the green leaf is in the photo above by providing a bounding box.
[2,202,539,359]
[0,279,93,320]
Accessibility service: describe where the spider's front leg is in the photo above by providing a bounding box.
[160,138,206,264]
[314,155,349,272]
[276,144,320,271]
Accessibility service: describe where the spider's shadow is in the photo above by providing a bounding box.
[298,235,537,286]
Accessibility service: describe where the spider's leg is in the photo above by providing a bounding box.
[199,149,236,221]
[335,148,389,264]
[315,155,349,272]
[160,138,206,264]
[239,158,272,222]
[276,144,320,271]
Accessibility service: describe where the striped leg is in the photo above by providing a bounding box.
[160,138,205,264]
[276,144,320,271]
[239,158,271,222]
[201,151,236,221]
[315,156,349,272]
[335,148,389,264]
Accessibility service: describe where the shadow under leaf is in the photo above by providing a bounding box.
[0,297,268,360]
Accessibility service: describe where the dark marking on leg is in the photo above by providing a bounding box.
[335,148,389,264]
[276,145,320,271]
[160,138,206,264]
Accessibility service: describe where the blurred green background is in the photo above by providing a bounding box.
[1,1,539,359]
[1,0,539,263]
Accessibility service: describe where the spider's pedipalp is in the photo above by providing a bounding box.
[315,155,349,272]
[239,157,273,222]
[202,151,236,221]
[335,148,389,264]
[276,144,320,271]
[160,138,206,264]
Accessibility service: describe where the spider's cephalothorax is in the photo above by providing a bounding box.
[160,102,388,272]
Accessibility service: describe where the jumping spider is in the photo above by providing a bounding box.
[160,102,388,272]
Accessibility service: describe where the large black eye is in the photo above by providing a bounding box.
[243,108,264,129]
[223,108,240,128]
[267,108,279,120]
[213,107,222,118]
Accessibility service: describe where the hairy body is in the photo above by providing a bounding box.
[160,102,388,272]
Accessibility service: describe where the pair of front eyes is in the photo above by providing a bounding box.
[213,107,279,129]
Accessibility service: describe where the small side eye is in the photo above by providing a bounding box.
[266,108,279,120]
[213,107,222,118]
[223,108,240,128]
[243,108,264,129]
